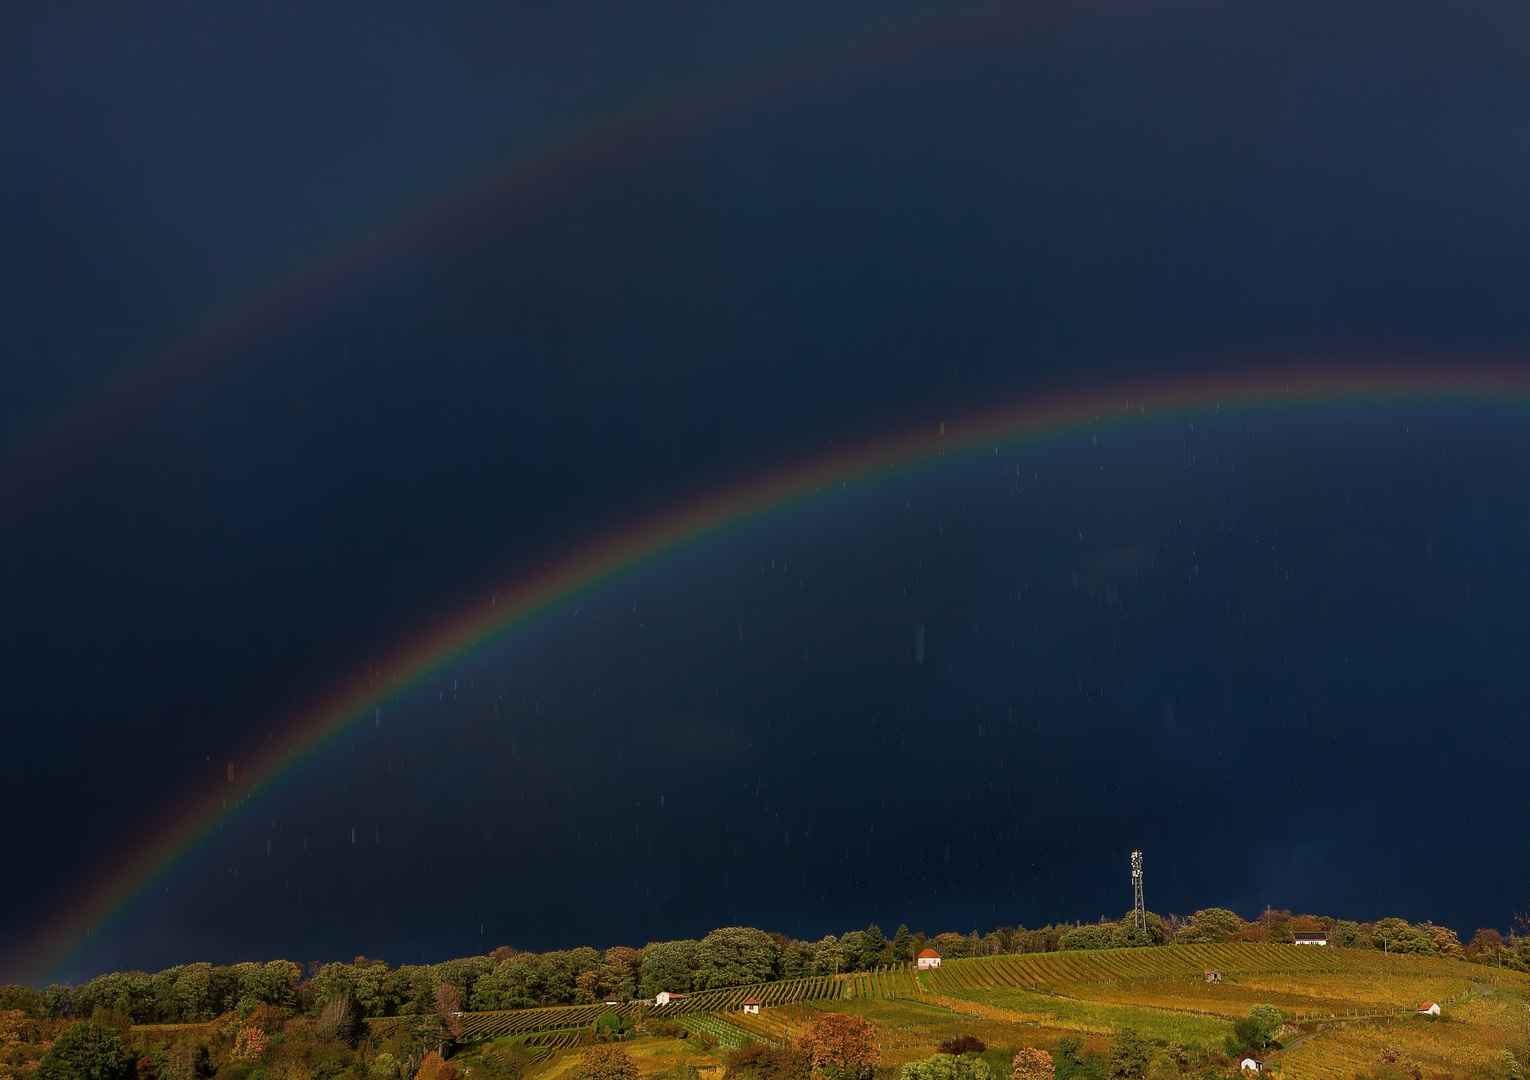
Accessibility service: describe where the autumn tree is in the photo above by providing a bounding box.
[576,1045,638,1080]
[798,1013,879,1080]
[1467,929,1505,964]
[1011,1049,1053,1080]
[436,982,466,1038]
[415,1051,461,1080]
[1422,924,1466,960]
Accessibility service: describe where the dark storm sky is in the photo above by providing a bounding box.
[4,0,1530,983]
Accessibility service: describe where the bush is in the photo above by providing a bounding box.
[899,1057,994,1080]
[724,1043,810,1080]
[938,1038,986,1057]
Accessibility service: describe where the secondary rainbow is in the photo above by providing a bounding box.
[0,0,1022,489]
[13,360,1530,984]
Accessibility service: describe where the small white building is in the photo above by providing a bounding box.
[1417,1002,1441,1016]
[1204,969,1222,983]
[916,948,942,969]
[1238,1054,1263,1072]
[1294,932,1328,946]
[741,998,760,1015]
[655,991,688,1006]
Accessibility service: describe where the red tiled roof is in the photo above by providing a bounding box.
[1418,1003,1437,1010]
[917,948,941,958]
[742,998,760,1005]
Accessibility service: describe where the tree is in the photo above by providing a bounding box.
[577,1045,638,1080]
[37,1021,135,1080]
[1106,1029,1152,1080]
[698,928,782,989]
[316,993,361,1046]
[1331,921,1368,949]
[1053,1038,1087,1080]
[436,982,465,1038]
[1174,909,1243,944]
[1011,1049,1053,1080]
[863,926,886,966]
[1230,1005,1283,1052]
[1422,924,1465,960]
[798,1012,879,1080]
[892,926,914,965]
[1058,924,1117,951]
[415,1051,461,1080]
[1467,929,1505,964]
[638,941,702,999]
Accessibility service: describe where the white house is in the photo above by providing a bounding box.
[1203,969,1222,983]
[1417,1002,1441,1016]
[1238,1054,1263,1072]
[655,991,687,1006]
[1294,932,1328,946]
[916,948,942,969]
[741,998,760,1015]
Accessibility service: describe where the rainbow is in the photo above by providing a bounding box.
[0,0,1029,490]
[12,360,1530,983]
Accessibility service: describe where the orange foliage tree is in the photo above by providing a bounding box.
[415,1051,461,1080]
[798,1013,879,1080]
[577,1045,639,1080]
[1012,1049,1053,1080]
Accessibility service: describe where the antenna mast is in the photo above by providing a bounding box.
[1131,850,1145,932]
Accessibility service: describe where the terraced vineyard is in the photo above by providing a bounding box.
[459,1003,615,1040]
[843,966,921,1000]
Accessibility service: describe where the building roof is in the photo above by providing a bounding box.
[1294,932,1327,939]
[917,948,942,958]
[741,998,760,1005]
[1418,1002,1438,1010]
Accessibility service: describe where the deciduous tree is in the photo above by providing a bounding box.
[798,1013,879,1080]
[1010,1049,1053,1080]
[576,1045,638,1080]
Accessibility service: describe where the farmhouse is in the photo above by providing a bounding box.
[1204,969,1222,983]
[741,998,760,1015]
[916,948,942,969]
[655,991,687,1006]
[1294,932,1328,946]
[1238,1054,1263,1072]
[1418,1003,1441,1016]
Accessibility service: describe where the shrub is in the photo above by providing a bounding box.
[725,1043,810,1080]
[938,1038,986,1057]
[899,1057,994,1080]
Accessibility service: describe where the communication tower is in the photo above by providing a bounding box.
[1130,850,1145,932]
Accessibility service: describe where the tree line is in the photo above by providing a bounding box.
[5,907,1528,1025]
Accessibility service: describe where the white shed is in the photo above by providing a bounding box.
[741,998,760,1015]
[655,991,687,1006]
[1294,932,1328,946]
[916,948,942,969]
[1417,1002,1441,1016]
[1238,1055,1263,1072]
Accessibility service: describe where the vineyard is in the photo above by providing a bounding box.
[404,945,1530,1080]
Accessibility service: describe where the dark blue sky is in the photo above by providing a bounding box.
[4,0,1530,982]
